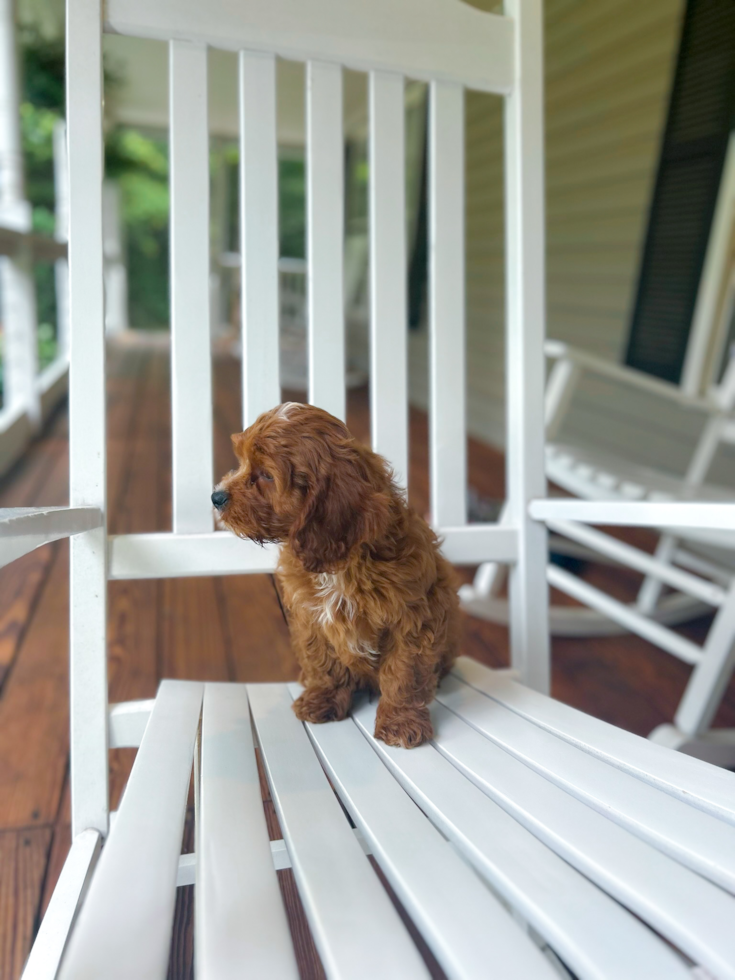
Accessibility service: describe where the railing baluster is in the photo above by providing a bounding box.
[169,40,214,533]
[369,71,408,489]
[306,60,345,422]
[429,80,466,526]
[239,51,280,427]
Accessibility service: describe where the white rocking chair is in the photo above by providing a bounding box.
[462,338,735,764]
[12,0,735,977]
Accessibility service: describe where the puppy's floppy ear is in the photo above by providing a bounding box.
[289,446,391,573]
[231,432,247,456]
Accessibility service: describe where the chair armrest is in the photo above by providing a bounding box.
[544,340,718,414]
[0,506,103,568]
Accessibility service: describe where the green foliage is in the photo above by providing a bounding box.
[279,156,306,259]
[106,129,170,327]
[20,102,57,234]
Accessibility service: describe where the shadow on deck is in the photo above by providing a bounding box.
[1,336,733,979]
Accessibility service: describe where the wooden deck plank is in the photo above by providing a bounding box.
[0,542,70,830]
[0,828,53,980]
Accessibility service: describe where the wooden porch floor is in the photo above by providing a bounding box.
[2,337,735,979]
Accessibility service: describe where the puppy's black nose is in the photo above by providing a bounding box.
[211,490,229,509]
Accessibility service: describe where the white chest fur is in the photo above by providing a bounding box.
[309,573,379,663]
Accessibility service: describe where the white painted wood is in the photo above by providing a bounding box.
[104,0,514,95]
[530,498,735,532]
[2,244,40,427]
[503,0,549,694]
[0,507,102,568]
[650,724,735,770]
[428,80,466,528]
[248,683,427,980]
[429,699,735,980]
[286,685,558,980]
[269,830,370,872]
[0,404,34,480]
[307,61,345,422]
[108,698,155,748]
[66,0,109,840]
[102,182,128,334]
[53,119,70,359]
[197,684,298,980]
[37,356,70,422]
[546,519,725,607]
[0,0,24,211]
[437,675,735,895]
[548,564,702,665]
[436,524,518,564]
[545,358,581,441]
[169,40,214,534]
[675,580,735,736]
[108,532,279,579]
[177,852,196,887]
[0,506,102,537]
[59,681,203,980]
[0,0,39,429]
[682,133,735,396]
[461,589,709,638]
[369,71,408,490]
[21,830,101,980]
[350,696,690,980]
[239,51,280,427]
[451,657,735,825]
[545,340,719,413]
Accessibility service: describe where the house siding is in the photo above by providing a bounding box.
[407,0,735,482]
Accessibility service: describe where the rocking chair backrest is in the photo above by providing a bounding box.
[65,0,548,837]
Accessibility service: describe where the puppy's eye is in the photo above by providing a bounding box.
[260,471,274,482]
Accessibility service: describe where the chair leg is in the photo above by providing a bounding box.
[636,533,678,615]
[21,830,101,980]
[669,580,735,742]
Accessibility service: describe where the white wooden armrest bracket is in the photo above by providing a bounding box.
[0,506,103,569]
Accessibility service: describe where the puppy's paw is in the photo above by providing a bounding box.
[292,686,352,724]
[374,703,433,749]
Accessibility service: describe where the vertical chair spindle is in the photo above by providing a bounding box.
[307,60,346,422]
[169,40,214,533]
[66,0,109,839]
[429,80,467,526]
[503,0,549,692]
[239,51,280,428]
[369,71,409,490]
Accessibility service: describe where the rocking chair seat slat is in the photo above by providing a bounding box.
[197,684,299,979]
[349,696,690,980]
[58,681,203,980]
[36,665,735,979]
[247,683,429,980]
[428,702,735,980]
[452,656,735,823]
[286,684,559,980]
[437,675,735,893]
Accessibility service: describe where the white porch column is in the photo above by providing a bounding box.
[0,0,39,425]
[102,180,128,335]
[54,118,70,357]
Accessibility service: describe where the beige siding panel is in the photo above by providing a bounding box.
[407,1,701,479]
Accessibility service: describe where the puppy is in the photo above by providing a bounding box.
[212,402,460,748]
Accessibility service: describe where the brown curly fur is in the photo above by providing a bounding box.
[214,402,461,748]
